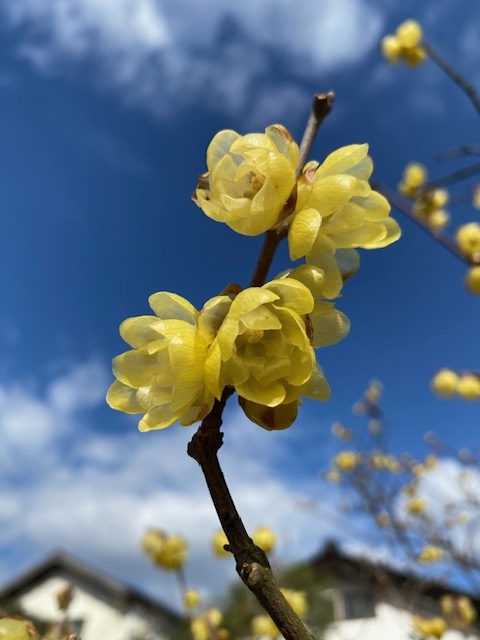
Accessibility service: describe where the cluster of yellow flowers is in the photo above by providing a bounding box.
[399,163,450,231]
[370,452,401,472]
[190,608,228,640]
[412,615,447,639]
[406,496,428,515]
[431,368,480,401]
[441,594,477,630]
[251,589,308,639]
[455,223,480,294]
[381,20,426,67]
[333,450,361,472]
[108,125,399,432]
[141,529,187,571]
[418,544,443,564]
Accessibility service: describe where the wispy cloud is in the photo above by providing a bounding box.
[1,0,385,122]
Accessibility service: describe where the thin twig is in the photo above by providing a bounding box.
[425,42,480,118]
[375,183,472,265]
[435,145,480,163]
[423,162,480,191]
[297,92,335,178]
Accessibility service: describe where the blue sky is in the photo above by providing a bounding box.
[1,0,480,612]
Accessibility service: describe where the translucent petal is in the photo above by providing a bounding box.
[240,397,298,431]
[119,316,163,348]
[353,191,391,221]
[204,342,223,398]
[168,336,204,382]
[149,292,198,324]
[254,356,293,386]
[274,308,310,348]
[106,379,144,413]
[286,264,326,298]
[265,124,300,169]
[363,217,402,248]
[288,208,322,260]
[223,353,250,386]
[306,251,343,300]
[329,222,387,249]
[113,349,169,388]
[207,130,241,168]
[136,385,172,410]
[303,363,331,401]
[307,175,358,216]
[236,376,286,407]
[198,295,232,341]
[139,405,179,431]
[310,304,350,347]
[230,287,279,315]
[316,144,369,178]
[239,306,282,331]
[265,278,314,315]
[171,380,203,412]
[231,133,276,153]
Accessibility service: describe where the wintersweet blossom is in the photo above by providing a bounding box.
[456,222,480,258]
[398,162,427,197]
[412,616,446,639]
[289,144,400,298]
[0,618,38,640]
[251,614,278,638]
[406,496,427,515]
[381,20,426,67]
[193,125,299,235]
[418,544,443,564]
[281,589,308,619]
[431,368,459,398]
[107,292,216,431]
[141,529,187,570]
[206,278,330,415]
[334,451,361,472]
[212,530,230,557]
[456,374,480,401]
[252,526,277,554]
[183,589,202,610]
[191,609,224,640]
[465,266,480,294]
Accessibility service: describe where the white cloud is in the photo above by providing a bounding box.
[1,0,385,120]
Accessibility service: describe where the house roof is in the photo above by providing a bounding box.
[0,550,183,625]
[312,541,480,612]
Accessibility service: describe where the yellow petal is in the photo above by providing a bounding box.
[206,129,241,168]
[265,278,315,315]
[310,303,350,347]
[240,397,298,431]
[316,144,369,178]
[106,379,145,413]
[363,217,401,248]
[304,363,331,401]
[119,315,163,348]
[288,208,322,260]
[148,292,198,324]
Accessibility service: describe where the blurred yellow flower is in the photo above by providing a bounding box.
[252,526,277,554]
[381,20,426,67]
[406,496,427,515]
[456,222,480,258]
[398,162,427,197]
[212,530,230,557]
[193,125,299,235]
[334,451,361,472]
[371,453,400,472]
[412,616,446,639]
[431,368,459,398]
[418,545,443,564]
[141,529,187,571]
[0,618,38,640]
[441,594,477,629]
[191,609,223,640]
[251,615,278,639]
[183,589,202,611]
[281,589,308,618]
[465,266,480,295]
[456,374,480,401]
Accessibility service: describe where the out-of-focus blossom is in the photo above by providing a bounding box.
[252,526,277,554]
[141,529,187,571]
[381,20,426,67]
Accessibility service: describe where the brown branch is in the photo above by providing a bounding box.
[297,92,335,177]
[425,42,480,118]
[423,162,480,191]
[375,183,473,265]
[435,145,480,162]
[187,388,315,640]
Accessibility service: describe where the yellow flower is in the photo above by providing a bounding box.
[281,589,308,619]
[441,595,477,629]
[252,526,277,554]
[465,266,480,294]
[141,529,187,571]
[456,222,480,258]
[381,20,426,67]
[0,618,38,640]
[427,209,449,231]
[418,545,443,564]
[288,145,400,297]
[107,292,217,431]
[406,496,427,515]
[371,453,400,472]
[212,530,230,558]
[431,368,459,398]
[251,615,278,639]
[183,589,202,611]
[191,611,223,640]
[457,374,480,401]
[206,278,323,414]
[193,125,299,236]
[334,451,361,472]
[413,616,446,639]
[398,162,427,197]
